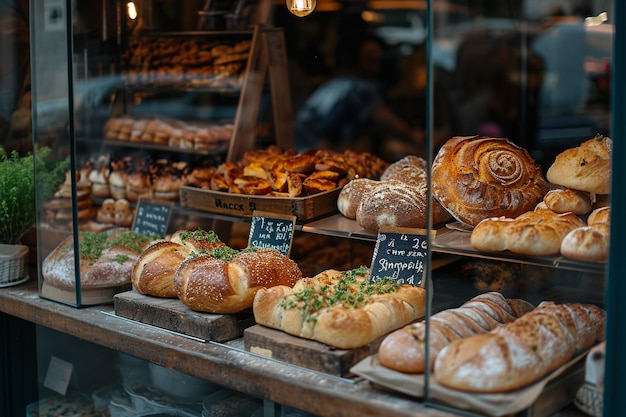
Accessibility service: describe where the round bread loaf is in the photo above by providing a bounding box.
[546,135,612,195]
[337,178,378,219]
[560,226,609,262]
[543,188,592,215]
[356,180,428,231]
[432,136,549,227]
[175,248,302,314]
[587,206,610,226]
[380,155,427,183]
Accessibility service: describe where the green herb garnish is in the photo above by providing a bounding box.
[178,228,221,244]
[280,268,400,323]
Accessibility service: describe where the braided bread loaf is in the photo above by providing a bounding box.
[434,301,605,393]
[378,292,534,373]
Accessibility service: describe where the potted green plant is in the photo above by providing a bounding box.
[0,146,67,286]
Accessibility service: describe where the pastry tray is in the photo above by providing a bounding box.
[179,186,341,223]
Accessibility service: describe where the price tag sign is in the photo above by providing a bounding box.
[248,211,296,256]
[132,199,173,238]
[369,226,432,286]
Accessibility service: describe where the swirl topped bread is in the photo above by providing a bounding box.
[432,136,549,227]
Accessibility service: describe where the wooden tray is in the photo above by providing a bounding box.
[243,324,382,377]
[114,290,255,342]
[178,186,341,223]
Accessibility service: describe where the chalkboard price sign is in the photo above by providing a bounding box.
[369,226,433,286]
[248,211,296,256]
[132,199,173,238]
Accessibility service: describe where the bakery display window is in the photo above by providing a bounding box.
[14,0,625,416]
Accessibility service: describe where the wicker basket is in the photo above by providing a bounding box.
[575,382,603,417]
[0,244,29,287]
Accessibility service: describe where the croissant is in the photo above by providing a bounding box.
[378,292,534,373]
[434,301,606,393]
[432,136,549,227]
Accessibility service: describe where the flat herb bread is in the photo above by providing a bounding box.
[252,267,427,349]
[43,229,156,288]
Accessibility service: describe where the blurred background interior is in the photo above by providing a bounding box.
[0,0,614,172]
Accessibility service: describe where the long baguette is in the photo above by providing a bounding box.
[433,301,605,393]
[378,292,534,373]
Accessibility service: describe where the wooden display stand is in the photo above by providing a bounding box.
[227,25,295,162]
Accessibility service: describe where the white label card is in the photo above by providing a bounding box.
[43,356,73,395]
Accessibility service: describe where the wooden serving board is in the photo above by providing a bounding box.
[114,290,255,342]
[243,324,382,377]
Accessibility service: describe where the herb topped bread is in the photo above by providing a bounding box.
[42,228,156,288]
[252,267,427,349]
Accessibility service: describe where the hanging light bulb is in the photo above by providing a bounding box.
[127,1,138,20]
[286,0,316,17]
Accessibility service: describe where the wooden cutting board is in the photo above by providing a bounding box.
[114,290,255,342]
[243,324,382,377]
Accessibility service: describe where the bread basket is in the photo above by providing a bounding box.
[0,244,28,287]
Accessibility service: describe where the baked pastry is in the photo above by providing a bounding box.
[470,208,585,256]
[543,188,592,215]
[253,267,427,349]
[432,136,549,227]
[43,229,155,289]
[378,292,534,373]
[546,134,612,196]
[132,228,227,297]
[175,247,302,314]
[96,198,116,224]
[434,301,605,393]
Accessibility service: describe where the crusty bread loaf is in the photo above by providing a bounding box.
[132,229,227,297]
[378,292,534,373]
[253,268,427,349]
[337,178,378,219]
[432,136,549,227]
[175,248,302,314]
[546,135,612,195]
[337,155,451,231]
[132,241,192,297]
[543,188,592,215]
[434,301,605,393]
[43,229,155,288]
[356,180,428,231]
[587,206,610,227]
[470,208,585,256]
[560,227,609,262]
[379,155,428,183]
[560,206,610,262]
